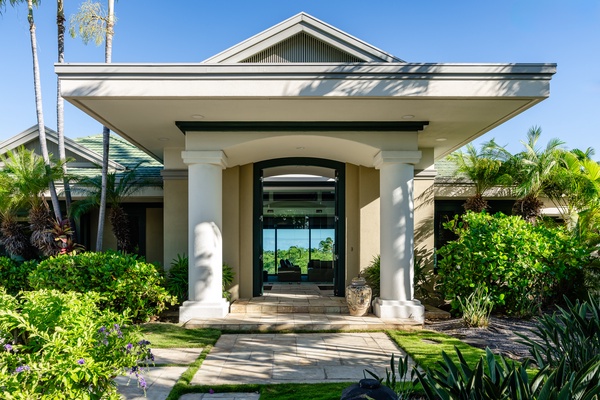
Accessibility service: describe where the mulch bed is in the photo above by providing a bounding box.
[425,315,541,361]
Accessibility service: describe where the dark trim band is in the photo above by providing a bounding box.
[176,121,429,134]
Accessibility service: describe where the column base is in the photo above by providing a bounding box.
[179,299,230,323]
[372,298,424,323]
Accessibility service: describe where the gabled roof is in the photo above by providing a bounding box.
[74,134,163,180]
[0,125,125,171]
[203,12,404,64]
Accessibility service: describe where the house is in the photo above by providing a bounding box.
[55,13,555,323]
[0,126,164,263]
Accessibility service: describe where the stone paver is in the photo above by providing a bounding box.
[116,366,188,400]
[117,347,202,400]
[191,332,416,386]
[152,347,204,365]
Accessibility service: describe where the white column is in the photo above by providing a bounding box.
[179,151,230,322]
[373,151,425,323]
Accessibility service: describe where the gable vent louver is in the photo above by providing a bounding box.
[241,32,363,63]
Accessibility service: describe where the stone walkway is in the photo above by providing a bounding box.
[117,348,203,400]
[192,332,414,386]
[116,333,415,399]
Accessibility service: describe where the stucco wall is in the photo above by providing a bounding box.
[358,166,380,272]
[345,164,360,285]
[344,164,381,284]
[414,177,435,267]
[223,166,241,301]
[163,179,188,270]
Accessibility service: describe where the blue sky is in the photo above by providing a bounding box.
[1,1,599,156]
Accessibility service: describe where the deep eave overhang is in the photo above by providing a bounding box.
[55,62,556,163]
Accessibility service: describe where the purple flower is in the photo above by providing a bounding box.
[138,340,151,346]
[98,326,107,334]
[126,343,133,351]
[139,376,147,389]
[4,344,12,352]
[209,388,215,394]
[15,365,30,373]
[77,358,85,365]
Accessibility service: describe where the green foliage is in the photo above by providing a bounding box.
[0,257,37,295]
[365,353,415,399]
[437,211,590,316]
[262,246,333,275]
[415,341,600,400]
[416,347,534,400]
[518,296,600,373]
[29,251,176,322]
[164,254,236,303]
[0,146,65,211]
[362,255,381,298]
[458,286,494,328]
[165,254,189,304]
[222,263,235,301]
[0,289,152,399]
[448,142,511,195]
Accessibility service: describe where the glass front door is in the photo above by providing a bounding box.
[253,158,345,296]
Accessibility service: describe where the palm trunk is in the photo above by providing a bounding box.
[56,1,73,217]
[96,0,115,251]
[27,0,62,222]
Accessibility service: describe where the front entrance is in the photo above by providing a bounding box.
[253,158,345,297]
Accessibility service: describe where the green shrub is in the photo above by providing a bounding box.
[415,346,600,400]
[0,289,153,399]
[0,257,37,295]
[29,251,176,322]
[165,254,189,304]
[164,254,236,303]
[519,296,600,372]
[437,212,590,316]
[459,285,494,328]
[222,263,235,301]
[362,255,380,298]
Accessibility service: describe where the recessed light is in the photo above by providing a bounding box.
[402,115,415,120]
[296,146,305,150]
[158,137,170,141]
[191,114,204,119]
[435,137,447,142]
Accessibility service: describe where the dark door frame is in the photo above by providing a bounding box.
[253,157,346,297]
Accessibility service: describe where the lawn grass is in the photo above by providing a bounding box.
[153,326,499,399]
[387,329,489,371]
[139,323,220,348]
[143,325,534,399]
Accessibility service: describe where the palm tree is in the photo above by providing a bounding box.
[510,127,564,223]
[0,171,35,259]
[1,0,63,222]
[70,0,115,251]
[1,147,66,256]
[448,141,511,212]
[71,163,160,253]
[56,0,74,225]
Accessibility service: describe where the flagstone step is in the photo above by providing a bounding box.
[230,298,349,314]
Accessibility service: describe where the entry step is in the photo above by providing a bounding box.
[231,298,349,314]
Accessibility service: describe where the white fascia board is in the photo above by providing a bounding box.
[56,63,556,99]
[202,12,402,63]
[0,125,125,171]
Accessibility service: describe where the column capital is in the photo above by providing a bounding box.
[181,150,228,169]
[373,151,422,169]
